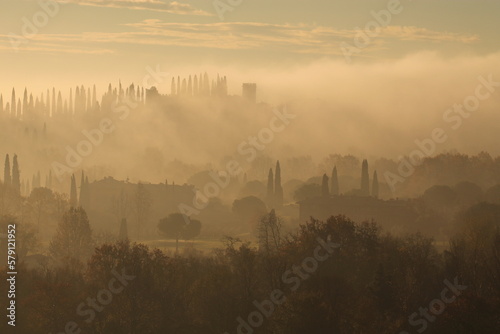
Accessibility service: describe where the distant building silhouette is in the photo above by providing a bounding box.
[298,196,417,228]
[242,83,257,103]
[86,177,195,238]
[322,174,329,197]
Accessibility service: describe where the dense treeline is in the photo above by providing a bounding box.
[1,205,499,333]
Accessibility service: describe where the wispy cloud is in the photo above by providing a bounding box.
[0,20,479,56]
[60,0,212,16]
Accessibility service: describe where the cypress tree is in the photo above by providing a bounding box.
[12,154,21,194]
[85,176,90,209]
[69,88,73,114]
[331,166,339,196]
[187,75,193,95]
[79,172,85,208]
[267,168,274,206]
[23,88,28,115]
[361,159,370,197]
[372,171,379,198]
[4,154,11,185]
[92,85,97,109]
[51,88,56,116]
[193,75,198,95]
[274,161,283,207]
[70,174,78,207]
[16,98,21,118]
[11,88,16,115]
[171,77,176,96]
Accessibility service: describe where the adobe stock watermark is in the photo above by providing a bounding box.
[384,74,500,193]
[9,0,62,51]
[49,267,135,334]
[178,106,296,219]
[223,236,340,334]
[399,277,467,334]
[213,0,244,21]
[341,0,409,64]
[51,65,170,180]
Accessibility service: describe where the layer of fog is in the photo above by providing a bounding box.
[1,51,500,193]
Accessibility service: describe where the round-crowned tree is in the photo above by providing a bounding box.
[158,213,201,254]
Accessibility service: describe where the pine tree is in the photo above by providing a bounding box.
[4,154,11,185]
[70,174,77,207]
[361,159,370,197]
[372,171,379,198]
[274,161,283,207]
[331,166,339,196]
[12,155,20,194]
[322,173,329,197]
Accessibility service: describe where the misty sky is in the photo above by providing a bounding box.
[1,0,499,94]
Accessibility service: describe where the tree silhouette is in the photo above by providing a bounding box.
[28,187,55,232]
[258,209,282,254]
[274,161,283,207]
[321,173,329,197]
[361,159,369,196]
[3,154,11,185]
[11,154,20,194]
[266,168,274,206]
[158,213,201,254]
[331,166,339,196]
[372,171,379,198]
[69,174,77,207]
[232,196,267,226]
[49,207,93,261]
[134,182,152,240]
